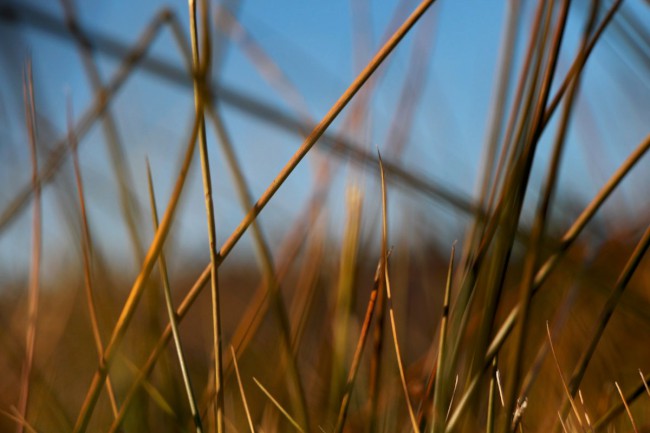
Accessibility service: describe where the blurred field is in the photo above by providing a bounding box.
[1,1,650,432]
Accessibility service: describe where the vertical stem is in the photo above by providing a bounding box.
[430,245,455,433]
[146,162,204,433]
[16,60,41,433]
[188,1,224,432]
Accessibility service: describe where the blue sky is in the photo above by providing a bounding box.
[0,0,649,281]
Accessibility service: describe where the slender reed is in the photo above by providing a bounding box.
[68,100,119,418]
[16,61,41,433]
[188,1,224,431]
[429,245,455,433]
[253,378,305,433]
[231,347,255,433]
[379,153,420,432]
[334,258,383,433]
[146,162,203,433]
[615,382,639,433]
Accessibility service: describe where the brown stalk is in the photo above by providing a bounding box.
[379,153,420,432]
[546,322,584,429]
[425,244,454,432]
[67,99,120,418]
[333,258,383,433]
[231,346,255,433]
[146,162,203,433]
[16,61,41,433]
[615,382,639,433]
[188,1,224,431]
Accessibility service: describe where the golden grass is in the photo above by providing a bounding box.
[1,1,650,433]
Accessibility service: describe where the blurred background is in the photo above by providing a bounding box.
[1,0,648,275]
[0,0,650,432]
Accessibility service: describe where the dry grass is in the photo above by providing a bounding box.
[1,1,650,432]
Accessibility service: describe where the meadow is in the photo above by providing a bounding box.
[1,0,650,432]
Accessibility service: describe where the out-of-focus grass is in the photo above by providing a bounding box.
[1,1,650,432]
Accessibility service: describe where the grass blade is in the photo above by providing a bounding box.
[68,99,120,418]
[615,381,639,433]
[253,378,305,433]
[231,346,255,433]
[334,257,383,433]
[16,60,41,433]
[146,161,203,433]
[379,152,420,433]
[429,244,455,433]
[546,322,584,429]
[188,1,224,431]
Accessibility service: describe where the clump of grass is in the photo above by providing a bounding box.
[1,1,650,433]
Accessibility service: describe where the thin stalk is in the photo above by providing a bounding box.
[615,382,639,433]
[192,1,441,427]
[207,110,313,433]
[146,162,203,433]
[379,153,420,433]
[68,100,119,418]
[641,370,650,398]
[429,245,455,433]
[479,4,561,384]
[369,253,387,432]
[188,1,224,431]
[16,61,41,433]
[210,106,313,432]
[334,258,383,433]
[547,322,584,429]
[231,347,255,433]
[486,358,498,433]
[253,378,305,433]
[188,0,225,433]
